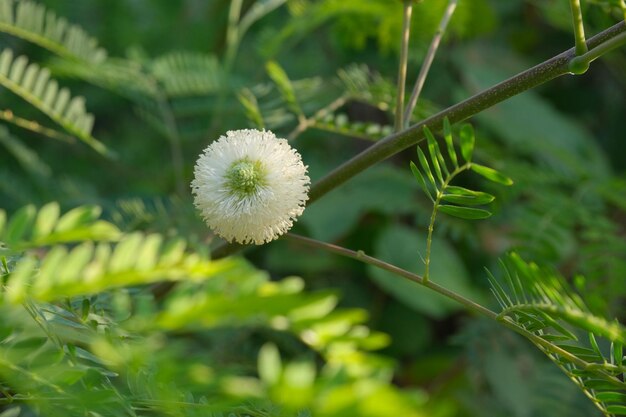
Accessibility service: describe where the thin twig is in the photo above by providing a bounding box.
[287,95,349,140]
[0,109,76,143]
[284,233,497,319]
[284,233,626,387]
[394,0,413,132]
[403,0,458,126]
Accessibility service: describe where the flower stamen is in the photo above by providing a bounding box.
[225,158,267,197]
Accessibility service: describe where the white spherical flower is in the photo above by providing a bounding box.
[191,129,310,245]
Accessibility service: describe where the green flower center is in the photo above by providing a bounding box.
[225,158,267,197]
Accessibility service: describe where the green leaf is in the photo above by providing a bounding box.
[0,0,107,63]
[33,202,60,239]
[0,209,5,236]
[0,407,21,417]
[613,342,623,367]
[410,161,433,202]
[589,333,602,358]
[5,204,36,244]
[595,392,626,403]
[606,405,626,415]
[151,51,224,97]
[442,186,495,206]
[416,147,437,190]
[266,60,301,116]
[443,117,458,168]
[424,126,446,182]
[55,206,101,233]
[459,123,475,162]
[238,88,265,129]
[471,163,514,185]
[0,49,107,155]
[258,343,282,385]
[438,205,492,219]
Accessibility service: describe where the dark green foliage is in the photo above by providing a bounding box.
[409,121,512,221]
[0,0,624,416]
[488,254,626,417]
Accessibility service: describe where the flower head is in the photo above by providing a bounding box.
[191,129,310,245]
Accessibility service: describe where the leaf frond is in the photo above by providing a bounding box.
[0,202,120,253]
[0,48,107,154]
[0,0,107,63]
[490,253,626,416]
[151,51,224,97]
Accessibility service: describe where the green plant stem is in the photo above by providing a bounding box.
[224,0,244,71]
[394,0,413,132]
[283,233,626,386]
[423,163,468,282]
[284,233,497,320]
[569,0,588,56]
[404,0,458,127]
[307,20,626,205]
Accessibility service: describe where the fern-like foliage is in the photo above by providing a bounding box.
[313,111,393,141]
[489,253,626,417]
[150,51,225,97]
[239,63,402,141]
[238,63,326,131]
[337,64,396,113]
[410,119,513,281]
[0,203,241,303]
[0,203,119,253]
[0,0,106,63]
[0,49,107,154]
[4,233,240,304]
[0,203,424,416]
[410,119,513,220]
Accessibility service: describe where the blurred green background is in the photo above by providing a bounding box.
[1,1,625,416]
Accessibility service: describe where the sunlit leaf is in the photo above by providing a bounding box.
[4,204,36,244]
[424,126,446,183]
[443,117,459,168]
[266,60,301,115]
[33,202,60,239]
[459,123,475,163]
[442,186,495,205]
[417,147,437,190]
[438,205,492,219]
[471,163,514,185]
[410,161,434,202]
[258,343,282,386]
